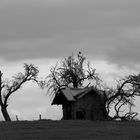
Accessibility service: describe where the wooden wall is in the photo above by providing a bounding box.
[62,91,106,120]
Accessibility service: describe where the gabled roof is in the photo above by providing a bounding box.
[52,86,101,105]
[61,88,76,101]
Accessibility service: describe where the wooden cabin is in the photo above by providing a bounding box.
[52,86,108,120]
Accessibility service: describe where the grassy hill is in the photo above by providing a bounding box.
[0,120,140,140]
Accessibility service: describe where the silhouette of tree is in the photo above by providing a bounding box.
[46,52,100,96]
[0,63,39,121]
[104,74,140,121]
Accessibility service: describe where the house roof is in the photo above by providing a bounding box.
[52,86,101,105]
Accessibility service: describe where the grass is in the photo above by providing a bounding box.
[0,120,140,140]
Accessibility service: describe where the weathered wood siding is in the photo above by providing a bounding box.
[74,91,104,120]
[62,90,106,120]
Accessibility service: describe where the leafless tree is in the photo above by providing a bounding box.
[0,63,39,121]
[46,52,100,96]
[104,74,140,121]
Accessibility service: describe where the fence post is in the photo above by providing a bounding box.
[39,114,41,120]
[16,115,19,121]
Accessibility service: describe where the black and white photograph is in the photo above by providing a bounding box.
[0,0,140,139]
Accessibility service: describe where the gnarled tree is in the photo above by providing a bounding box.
[104,74,140,121]
[0,63,39,121]
[46,52,100,96]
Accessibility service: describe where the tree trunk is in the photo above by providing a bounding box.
[1,106,11,121]
[102,105,109,120]
[102,98,110,120]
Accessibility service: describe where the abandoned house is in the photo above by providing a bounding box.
[52,86,108,120]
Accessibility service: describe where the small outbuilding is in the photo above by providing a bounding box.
[52,86,108,120]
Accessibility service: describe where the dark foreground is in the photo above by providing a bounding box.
[0,120,140,140]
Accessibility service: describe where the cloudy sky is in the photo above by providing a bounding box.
[0,0,140,120]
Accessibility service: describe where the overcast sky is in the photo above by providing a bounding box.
[0,0,140,120]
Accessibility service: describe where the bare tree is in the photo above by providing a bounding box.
[46,52,100,96]
[0,63,39,121]
[104,74,140,121]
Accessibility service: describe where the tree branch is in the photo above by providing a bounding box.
[0,71,4,106]
[3,64,39,107]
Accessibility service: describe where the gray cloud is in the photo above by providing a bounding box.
[0,0,140,67]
